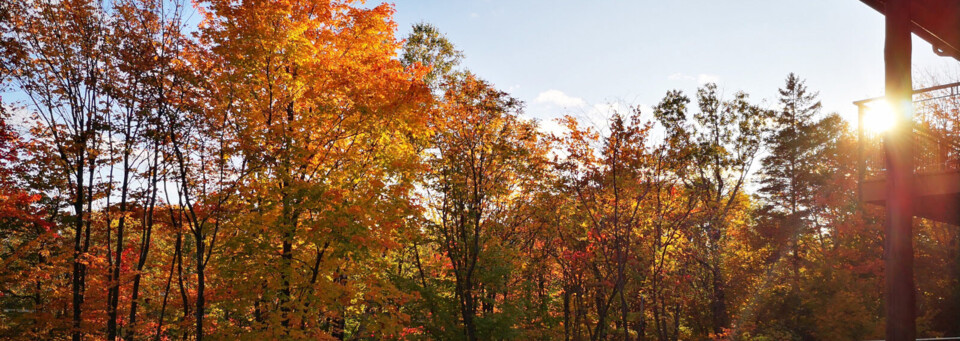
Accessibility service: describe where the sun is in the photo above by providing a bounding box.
[863,100,897,133]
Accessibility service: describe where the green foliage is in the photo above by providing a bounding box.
[402,22,465,90]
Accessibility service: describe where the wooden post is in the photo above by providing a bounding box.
[855,103,867,201]
[884,0,916,340]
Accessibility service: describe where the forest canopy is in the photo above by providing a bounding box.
[0,0,958,340]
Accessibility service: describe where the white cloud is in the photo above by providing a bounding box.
[535,89,586,108]
[669,73,721,85]
[537,118,569,137]
[668,73,695,81]
[697,73,720,84]
[470,12,479,18]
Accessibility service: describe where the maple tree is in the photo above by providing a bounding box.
[551,109,655,340]
[2,1,114,338]
[192,0,429,338]
[417,73,549,340]
[0,97,58,337]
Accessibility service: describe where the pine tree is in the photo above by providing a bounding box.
[757,73,824,339]
[761,73,823,220]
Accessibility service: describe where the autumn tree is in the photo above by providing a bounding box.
[0,97,61,337]
[654,83,770,336]
[418,73,548,340]
[642,105,702,341]
[1,1,114,338]
[552,108,655,340]
[195,0,429,338]
[108,1,192,336]
[99,1,190,336]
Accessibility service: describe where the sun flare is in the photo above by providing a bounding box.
[863,100,897,133]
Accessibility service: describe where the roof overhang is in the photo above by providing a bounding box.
[860,0,960,61]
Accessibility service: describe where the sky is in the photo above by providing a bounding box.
[378,0,960,130]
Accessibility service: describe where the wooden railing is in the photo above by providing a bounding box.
[856,82,960,189]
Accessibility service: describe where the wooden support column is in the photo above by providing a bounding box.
[854,102,867,201]
[884,0,916,340]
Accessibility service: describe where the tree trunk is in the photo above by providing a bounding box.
[129,145,161,337]
[72,157,85,341]
[460,280,478,341]
[710,265,727,335]
[563,286,571,341]
[280,235,293,329]
[108,147,132,340]
[195,232,205,341]
[154,228,178,341]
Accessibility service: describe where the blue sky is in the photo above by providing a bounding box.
[380,0,960,129]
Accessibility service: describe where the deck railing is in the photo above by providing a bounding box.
[856,82,960,191]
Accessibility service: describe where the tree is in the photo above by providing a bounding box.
[553,108,654,340]
[401,22,464,90]
[195,0,429,338]
[421,73,548,340]
[0,98,58,337]
[2,2,112,338]
[756,73,824,338]
[654,83,770,335]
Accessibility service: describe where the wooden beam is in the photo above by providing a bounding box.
[884,0,916,339]
[861,0,960,60]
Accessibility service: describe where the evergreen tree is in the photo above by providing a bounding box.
[757,73,824,339]
[401,22,465,90]
[761,73,823,219]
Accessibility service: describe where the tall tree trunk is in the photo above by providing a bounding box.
[279,98,296,331]
[563,285,571,341]
[108,142,133,340]
[176,230,189,330]
[458,276,478,341]
[154,228,178,341]
[710,264,727,335]
[636,294,645,340]
[72,155,85,341]
[195,231,205,341]
[331,272,347,340]
[129,146,161,336]
[618,264,629,341]
[280,233,293,329]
